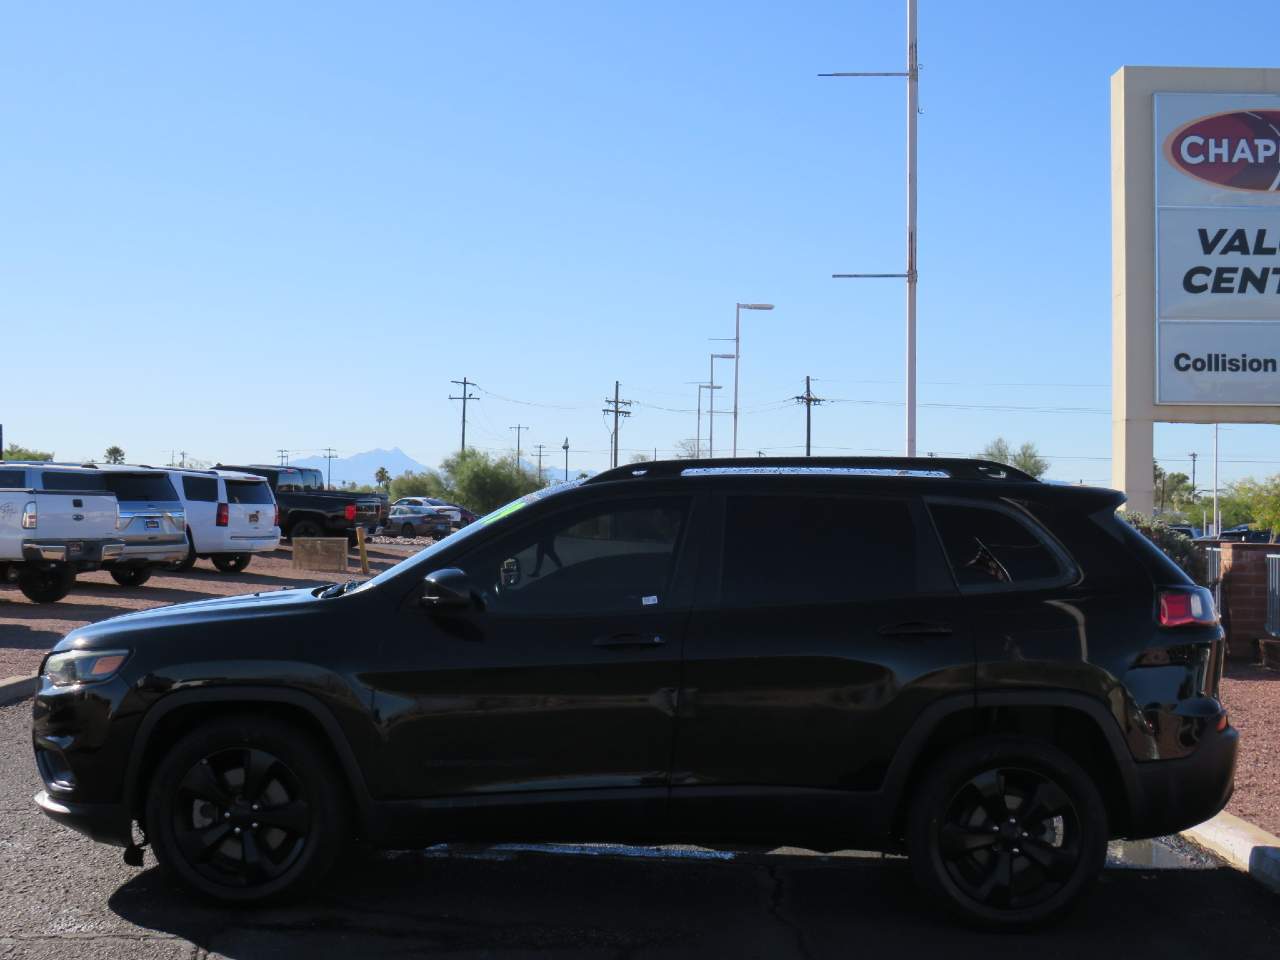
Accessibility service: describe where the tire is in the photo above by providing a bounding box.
[400,523,414,539]
[211,554,251,574]
[17,564,75,603]
[171,532,197,572]
[145,714,347,903]
[110,565,153,587]
[290,519,323,540]
[906,736,1108,930]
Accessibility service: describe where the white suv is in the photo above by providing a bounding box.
[167,469,280,573]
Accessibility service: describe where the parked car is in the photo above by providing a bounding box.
[166,469,280,573]
[388,504,453,540]
[1165,524,1199,539]
[1218,524,1272,543]
[0,464,124,602]
[216,464,381,541]
[392,496,473,527]
[32,457,1235,928]
[1,462,187,590]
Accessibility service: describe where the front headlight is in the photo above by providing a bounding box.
[43,649,130,686]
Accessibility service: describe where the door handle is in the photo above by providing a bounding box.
[592,633,665,648]
[878,621,953,637]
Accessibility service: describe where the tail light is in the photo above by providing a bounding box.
[273,505,280,528]
[215,502,229,527]
[1158,587,1217,627]
[344,504,356,522]
[21,501,36,529]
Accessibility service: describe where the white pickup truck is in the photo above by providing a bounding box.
[0,479,124,603]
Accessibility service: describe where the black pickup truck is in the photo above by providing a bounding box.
[215,464,383,540]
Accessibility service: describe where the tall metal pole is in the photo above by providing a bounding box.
[563,437,570,483]
[905,0,918,457]
[733,303,740,457]
[708,356,716,458]
[1208,424,1218,537]
[805,375,813,456]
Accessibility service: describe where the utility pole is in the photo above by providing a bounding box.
[277,449,290,466]
[793,376,824,457]
[602,381,633,468]
[449,378,479,454]
[562,437,570,483]
[533,443,546,484]
[823,0,919,456]
[323,447,337,489]
[509,425,527,468]
[179,450,187,469]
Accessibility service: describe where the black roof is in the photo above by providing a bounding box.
[585,456,1038,486]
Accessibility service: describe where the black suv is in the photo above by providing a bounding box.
[31,458,1236,928]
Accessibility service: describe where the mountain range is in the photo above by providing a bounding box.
[290,448,428,487]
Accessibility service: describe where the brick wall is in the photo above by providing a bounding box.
[1219,542,1276,660]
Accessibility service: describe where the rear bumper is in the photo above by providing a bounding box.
[33,790,132,847]
[22,540,125,564]
[1125,722,1239,839]
[116,538,188,564]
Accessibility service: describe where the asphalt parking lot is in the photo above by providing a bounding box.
[2,704,1278,959]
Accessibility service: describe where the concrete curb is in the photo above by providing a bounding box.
[0,674,37,707]
[1183,811,1280,895]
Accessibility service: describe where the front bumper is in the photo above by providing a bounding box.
[33,789,132,847]
[1125,721,1239,839]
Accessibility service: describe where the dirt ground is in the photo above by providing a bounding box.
[3,558,1277,839]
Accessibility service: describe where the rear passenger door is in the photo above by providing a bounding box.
[669,489,970,836]
[180,475,218,550]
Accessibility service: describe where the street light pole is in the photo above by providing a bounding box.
[709,353,734,458]
[562,437,570,484]
[732,303,774,458]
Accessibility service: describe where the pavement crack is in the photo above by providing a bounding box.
[764,864,813,960]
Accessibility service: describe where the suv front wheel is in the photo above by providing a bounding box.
[906,736,1108,930]
[145,715,347,903]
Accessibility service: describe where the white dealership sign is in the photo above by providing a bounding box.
[1156,92,1280,404]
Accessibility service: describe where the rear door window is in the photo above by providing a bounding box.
[42,471,106,491]
[226,480,274,505]
[182,476,218,502]
[928,500,1070,590]
[104,474,179,502]
[720,495,923,606]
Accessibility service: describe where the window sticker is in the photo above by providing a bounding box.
[642,595,658,606]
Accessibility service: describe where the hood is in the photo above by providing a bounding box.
[57,586,324,651]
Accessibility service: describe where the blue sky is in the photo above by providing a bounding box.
[2,1,1277,487]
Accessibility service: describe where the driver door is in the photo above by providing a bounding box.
[369,493,700,838]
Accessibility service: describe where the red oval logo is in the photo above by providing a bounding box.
[1165,110,1280,192]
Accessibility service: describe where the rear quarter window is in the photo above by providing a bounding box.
[105,474,178,502]
[182,476,218,502]
[225,480,274,505]
[42,471,106,491]
[0,469,26,487]
[928,500,1071,590]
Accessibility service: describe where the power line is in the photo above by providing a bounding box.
[449,377,479,454]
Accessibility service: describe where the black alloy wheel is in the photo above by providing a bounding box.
[290,519,323,540]
[146,716,345,902]
[211,553,251,573]
[17,564,75,603]
[110,565,153,587]
[907,737,1107,929]
[401,523,415,538]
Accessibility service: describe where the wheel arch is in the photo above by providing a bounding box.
[124,686,375,839]
[882,691,1141,842]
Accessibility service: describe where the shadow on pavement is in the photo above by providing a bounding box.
[106,846,1280,959]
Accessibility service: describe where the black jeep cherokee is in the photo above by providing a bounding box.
[31,458,1236,928]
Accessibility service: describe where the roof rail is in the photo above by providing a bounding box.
[584,456,1038,485]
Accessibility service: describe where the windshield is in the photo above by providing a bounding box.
[352,480,584,594]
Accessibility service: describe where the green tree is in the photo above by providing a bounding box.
[388,469,448,502]
[672,439,700,459]
[440,449,541,514]
[3,443,53,461]
[1123,513,1206,583]
[374,466,391,492]
[103,445,125,464]
[1153,461,1198,516]
[1231,476,1280,541]
[977,438,1049,479]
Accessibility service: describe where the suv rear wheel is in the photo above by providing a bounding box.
[109,565,153,588]
[211,554,251,573]
[17,564,75,603]
[145,715,347,903]
[906,736,1107,930]
[289,519,323,539]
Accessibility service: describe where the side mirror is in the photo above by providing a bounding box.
[420,568,474,610]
